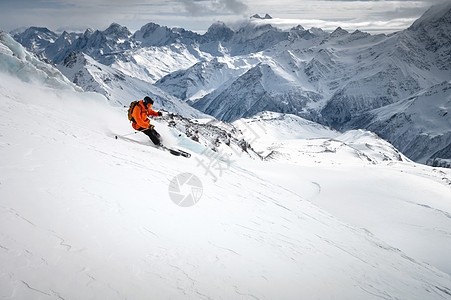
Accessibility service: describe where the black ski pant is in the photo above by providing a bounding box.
[138,127,161,145]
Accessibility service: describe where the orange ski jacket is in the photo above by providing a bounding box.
[131,100,160,130]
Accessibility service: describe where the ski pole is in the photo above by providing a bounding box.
[115,128,147,139]
[162,116,182,137]
[161,116,171,125]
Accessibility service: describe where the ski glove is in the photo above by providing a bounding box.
[158,111,163,116]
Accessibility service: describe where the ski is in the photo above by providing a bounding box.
[113,134,191,158]
[160,145,191,158]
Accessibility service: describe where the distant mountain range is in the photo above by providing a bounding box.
[11,3,451,163]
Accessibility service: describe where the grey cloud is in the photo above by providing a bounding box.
[360,0,447,21]
[180,0,205,16]
[181,0,248,16]
[221,0,248,13]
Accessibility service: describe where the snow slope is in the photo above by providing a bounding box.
[1,33,451,299]
[233,111,408,163]
[347,81,451,163]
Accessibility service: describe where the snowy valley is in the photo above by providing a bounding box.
[1,26,451,300]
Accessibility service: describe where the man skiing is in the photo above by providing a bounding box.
[130,96,163,146]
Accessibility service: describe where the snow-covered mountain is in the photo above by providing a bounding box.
[192,61,324,121]
[44,30,81,63]
[155,55,264,101]
[12,26,59,57]
[2,31,451,299]
[347,81,451,163]
[53,23,134,64]
[133,22,203,47]
[192,8,450,125]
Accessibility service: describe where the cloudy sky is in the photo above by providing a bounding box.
[0,0,447,34]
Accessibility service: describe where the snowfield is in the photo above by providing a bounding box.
[1,33,451,299]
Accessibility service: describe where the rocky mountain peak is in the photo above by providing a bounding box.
[409,2,451,32]
[205,22,234,42]
[61,51,87,68]
[13,26,58,53]
[82,28,94,38]
[406,2,451,53]
[103,23,132,39]
[251,14,273,20]
[330,27,349,38]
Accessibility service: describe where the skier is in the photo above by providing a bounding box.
[130,96,163,146]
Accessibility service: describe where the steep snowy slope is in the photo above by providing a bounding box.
[348,81,451,163]
[193,62,323,122]
[407,1,451,70]
[56,51,207,118]
[155,56,261,101]
[2,33,451,299]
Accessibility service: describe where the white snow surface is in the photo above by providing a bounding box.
[233,111,408,164]
[1,34,451,299]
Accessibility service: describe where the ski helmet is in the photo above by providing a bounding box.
[144,96,153,106]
